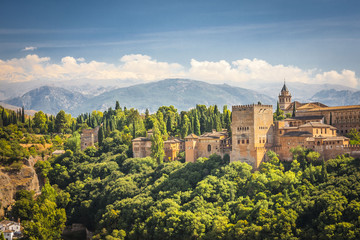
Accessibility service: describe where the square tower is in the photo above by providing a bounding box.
[231,104,274,169]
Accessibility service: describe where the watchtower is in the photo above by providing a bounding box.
[231,104,274,169]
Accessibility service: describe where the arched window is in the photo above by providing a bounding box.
[208,144,211,152]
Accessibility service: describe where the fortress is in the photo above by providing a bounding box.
[133,83,360,168]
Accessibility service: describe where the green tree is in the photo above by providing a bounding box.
[64,131,81,152]
[194,112,201,136]
[115,101,121,110]
[55,110,67,133]
[150,121,164,164]
[33,111,48,133]
[181,114,190,138]
[292,103,296,117]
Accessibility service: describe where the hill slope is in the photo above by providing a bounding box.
[78,79,275,114]
[5,86,87,115]
[310,89,360,106]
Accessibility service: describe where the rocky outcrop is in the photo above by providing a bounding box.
[0,164,40,218]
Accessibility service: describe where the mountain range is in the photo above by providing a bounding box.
[3,79,360,116]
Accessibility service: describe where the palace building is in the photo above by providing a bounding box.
[132,83,360,169]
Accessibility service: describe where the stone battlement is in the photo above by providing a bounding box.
[232,104,273,110]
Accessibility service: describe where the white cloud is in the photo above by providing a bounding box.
[0,54,358,89]
[22,46,37,51]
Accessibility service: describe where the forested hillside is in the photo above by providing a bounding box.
[46,146,360,239]
[1,103,360,239]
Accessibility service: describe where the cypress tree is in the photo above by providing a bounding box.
[276,101,281,116]
[22,106,25,123]
[151,121,164,164]
[132,120,136,138]
[292,103,296,117]
[115,100,121,110]
[166,116,172,134]
[321,159,328,182]
[98,126,104,146]
[194,112,201,136]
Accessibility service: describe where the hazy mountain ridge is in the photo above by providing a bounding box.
[4,79,275,116]
[78,79,276,114]
[310,89,360,106]
[4,79,359,116]
[5,86,88,115]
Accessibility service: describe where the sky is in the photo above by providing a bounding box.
[1,0,360,90]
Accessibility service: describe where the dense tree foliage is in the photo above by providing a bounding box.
[46,138,360,239]
[10,185,67,240]
[3,103,360,240]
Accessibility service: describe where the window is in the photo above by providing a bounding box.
[208,144,211,152]
[242,140,245,144]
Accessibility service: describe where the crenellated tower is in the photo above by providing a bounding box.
[278,81,292,111]
[230,103,274,169]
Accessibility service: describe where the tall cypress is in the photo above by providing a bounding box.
[151,121,164,164]
[194,113,201,136]
[292,103,296,117]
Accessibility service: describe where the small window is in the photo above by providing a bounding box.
[208,144,211,152]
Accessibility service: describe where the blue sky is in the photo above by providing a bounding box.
[1,0,360,89]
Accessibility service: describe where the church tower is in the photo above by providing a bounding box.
[278,82,292,111]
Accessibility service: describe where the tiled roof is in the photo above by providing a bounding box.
[185,133,199,139]
[282,131,312,137]
[281,82,289,92]
[285,115,324,121]
[199,131,228,139]
[306,105,360,111]
[164,138,184,143]
[132,137,151,142]
[299,122,336,129]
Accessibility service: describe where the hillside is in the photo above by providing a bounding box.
[78,79,275,114]
[310,89,360,106]
[5,79,275,116]
[5,86,88,115]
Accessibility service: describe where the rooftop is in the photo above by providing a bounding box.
[132,137,151,142]
[299,122,336,129]
[185,133,199,139]
[282,131,312,137]
[305,105,360,111]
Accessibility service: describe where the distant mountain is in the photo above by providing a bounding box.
[256,82,357,103]
[77,79,275,114]
[310,89,360,106]
[4,79,275,116]
[5,86,87,115]
[0,102,38,116]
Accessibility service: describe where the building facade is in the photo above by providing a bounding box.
[132,83,360,169]
[185,130,230,163]
[230,104,274,168]
[80,126,100,150]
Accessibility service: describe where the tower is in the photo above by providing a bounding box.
[278,81,292,111]
[231,103,274,169]
[185,133,198,162]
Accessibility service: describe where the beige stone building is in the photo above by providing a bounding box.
[132,83,360,169]
[80,125,100,150]
[230,104,274,168]
[185,130,230,163]
[132,131,185,161]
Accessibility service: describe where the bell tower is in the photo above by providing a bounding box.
[278,81,291,111]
